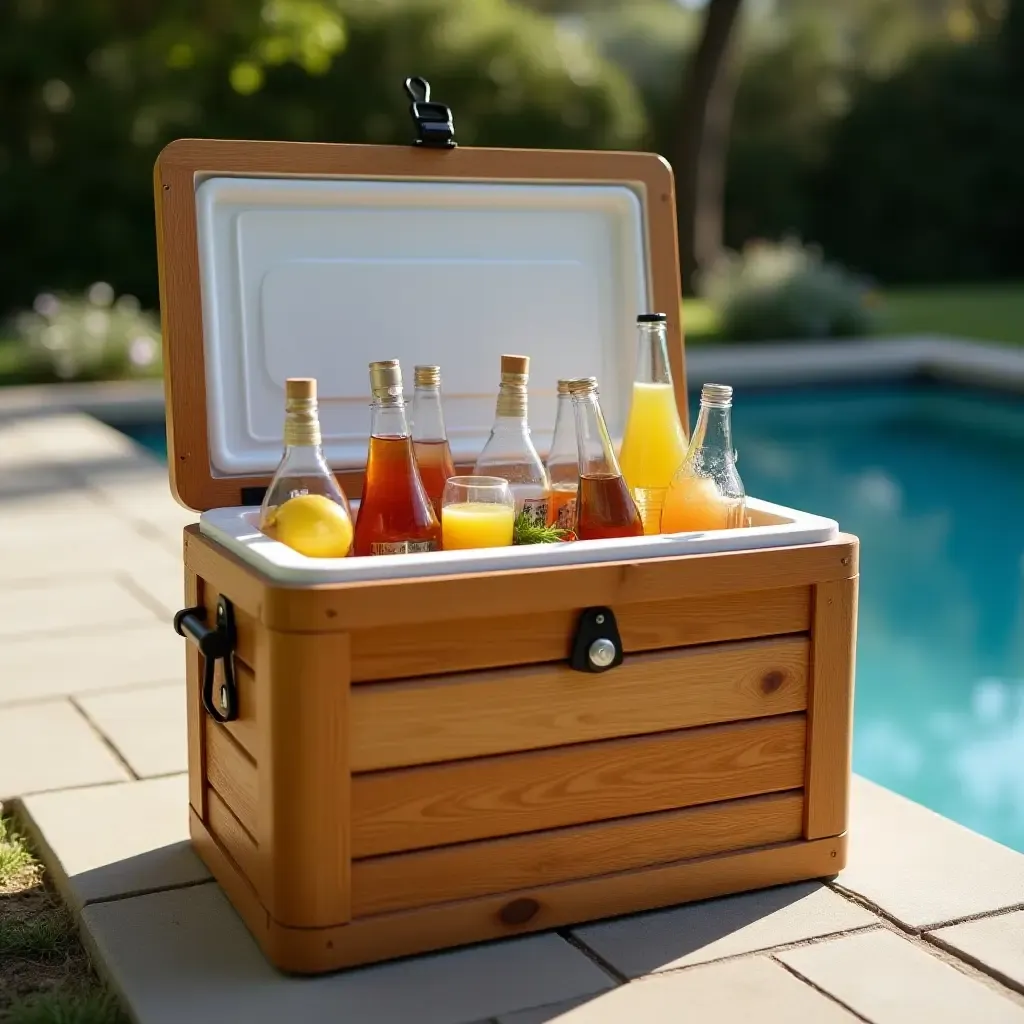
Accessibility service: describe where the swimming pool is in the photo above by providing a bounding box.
[121,381,1024,853]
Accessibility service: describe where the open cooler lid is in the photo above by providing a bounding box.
[154,104,685,512]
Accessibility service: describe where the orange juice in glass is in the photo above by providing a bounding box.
[441,476,515,550]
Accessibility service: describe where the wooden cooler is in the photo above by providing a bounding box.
[155,103,858,975]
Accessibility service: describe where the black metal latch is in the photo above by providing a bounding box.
[174,597,239,723]
[570,606,624,673]
[405,76,456,149]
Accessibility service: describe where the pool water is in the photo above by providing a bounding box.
[122,382,1024,852]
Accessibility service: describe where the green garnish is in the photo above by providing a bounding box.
[513,510,572,545]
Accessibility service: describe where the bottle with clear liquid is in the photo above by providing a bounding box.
[661,383,746,533]
[259,378,354,557]
[545,379,579,530]
[352,360,441,556]
[473,354,550,527]
[411,364,456,519]
[568,376,643,540]
[618,312,689,535]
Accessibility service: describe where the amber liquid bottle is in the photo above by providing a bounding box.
[568,377,643,540]
[411,364,456,519]
[352,360,441,556]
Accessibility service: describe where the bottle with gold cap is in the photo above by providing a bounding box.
[353,359,441,557]
[567,376,643,541]
[411,364,455,519]
[545,379,579,531]
[259,378,354,558]
[473,354,550,527]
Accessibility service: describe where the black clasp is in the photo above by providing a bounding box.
[570,607,624,674]
[174,597,239,723]
[405,76,456,149]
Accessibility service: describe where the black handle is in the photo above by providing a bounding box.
[173,599,239,723]
[404,75,456,148]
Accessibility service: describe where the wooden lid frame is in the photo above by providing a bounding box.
[154,138,685,513]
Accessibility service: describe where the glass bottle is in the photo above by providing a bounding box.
[352,359,441,556]
[568,376,643,540]
[411,364,456,518]
[661,383,746,533]
[473,353,550,527]
[259,377,353,538]
[545,379,580,531]
[618,312,689,535]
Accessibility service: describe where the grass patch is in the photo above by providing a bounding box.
[7,990,127,1024]
[0,817,38,892]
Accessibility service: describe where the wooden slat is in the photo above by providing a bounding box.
[352,636,809,771]
[205,721,257,839]
[351,587,811,682]
[804,576,858,839]
[259,534,859,631]
[184,528,265,621]
[192,807,845,974]
[352,791,804,916]
[351,714,806,857]
[184,568,205,818]
[206,785,260,886]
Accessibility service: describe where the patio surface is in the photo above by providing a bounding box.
[3,406,1024,1023]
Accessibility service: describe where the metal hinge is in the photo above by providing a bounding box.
[174,596,239,723]
[405,76,456,149]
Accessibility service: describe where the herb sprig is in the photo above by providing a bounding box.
[512,510,575,545]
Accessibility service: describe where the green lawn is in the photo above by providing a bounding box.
[683,282,1024,346]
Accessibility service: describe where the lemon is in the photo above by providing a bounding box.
[272,494,353,558]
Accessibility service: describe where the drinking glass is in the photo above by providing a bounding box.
[441,476,515,550]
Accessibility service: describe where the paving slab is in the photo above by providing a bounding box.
[0,700,129,798]
[0,577,161,637]
[572,881,878,978]
[778,928,1024,1023]
[929,911,1024,993]
[78,683,186,778]
[839,775,1024,930]
[0,622,182,704]
[18,773,208,910]
[496,998,588,1023]
[500,957,858,1023]
[82,883,616,1024]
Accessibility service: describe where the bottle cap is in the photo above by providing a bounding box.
[369,359,402,394]
[637,312,668,323]
[701,382,733,406]
[285,377,316,401]
[556,379,573,395]
[414,365,441,388]
[500,354,530,377]
[566,376,599,397]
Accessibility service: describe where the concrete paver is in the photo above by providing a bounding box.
[495,999,589,1023]
[572,881,878,978]
[19,774,208,910]
[929,911,1024,993]
[82,883,616,1024]
[0,577,161,637]
[78,683,186,778]
[839,776,1024,930]
[778,928,1024,1024]
[0,700,129,798]
[499,958,859,1023]
[0,623,181,704]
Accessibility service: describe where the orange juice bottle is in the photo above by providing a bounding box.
[544,379,579,530]
[661,383,745,533]
[618,313,688,534]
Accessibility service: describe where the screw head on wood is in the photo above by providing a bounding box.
[588,638,616,669]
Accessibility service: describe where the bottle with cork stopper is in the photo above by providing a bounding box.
[411,364,455,518]
[352,359,441,557]
[259,378,354,558]
[473,353,550,528]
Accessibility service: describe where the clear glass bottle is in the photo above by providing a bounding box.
[352,360,441,556]
[259,377,353,534]
[545,379,579,530]
[661,383,746,533]
[568,376,643,540]
[618,312,689,535]
[411,364,456,519]
[473,353,550,527]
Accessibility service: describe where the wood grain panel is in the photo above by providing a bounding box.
[206,785,259,885]
[184,568,205,817]
[351,713,806,857]
[209,660,257,760]
[804,576,858,839]
[352,636,809,771]
[350,587,811,682]
[352,791,803,915]
[205,721,257,839]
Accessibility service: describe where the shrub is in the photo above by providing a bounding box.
[10,283,162,383]
[696,237,880,342]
